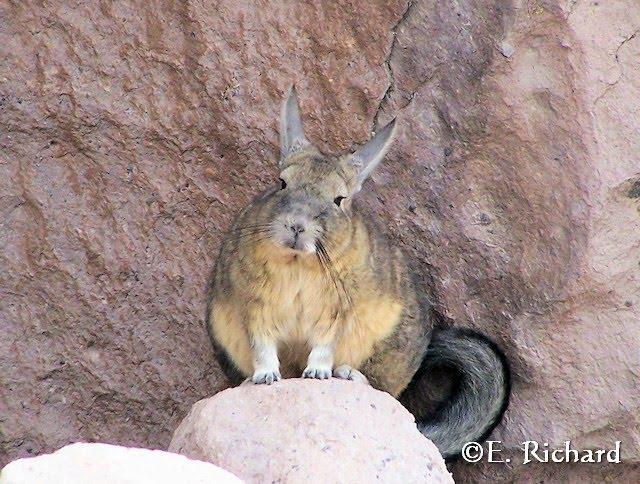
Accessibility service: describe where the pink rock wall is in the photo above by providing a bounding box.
[1,0,638,480]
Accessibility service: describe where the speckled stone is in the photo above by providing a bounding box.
[169,378,453,483]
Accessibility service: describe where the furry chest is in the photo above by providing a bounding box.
[258,262,339,341]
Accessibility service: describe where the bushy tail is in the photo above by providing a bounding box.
[401,327,510,461]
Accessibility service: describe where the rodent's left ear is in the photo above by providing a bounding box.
[347,118,397,193]
[280,85,311,164]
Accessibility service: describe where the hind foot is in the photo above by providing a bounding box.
[333,365,369,385]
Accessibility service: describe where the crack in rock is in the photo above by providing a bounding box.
[372,0,414,132]
[594,27,640,106]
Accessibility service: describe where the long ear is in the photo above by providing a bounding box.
[348,118,397,192]
[280,85,310,162]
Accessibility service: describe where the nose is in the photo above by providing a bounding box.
[290,223,305,236]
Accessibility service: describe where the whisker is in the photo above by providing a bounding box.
[228,225,273,234]
[226,229,272,238]
[316,238,357,328]
[225,224,274,237]
[314,244,342,331]
[226,230,272,243]
[230,222,273,230]
[324,245,356,318]
[223,234,272,256]
[223,223,274,249]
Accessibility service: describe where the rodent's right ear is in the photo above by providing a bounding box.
[280,85,310,164]
[347,118,397,193]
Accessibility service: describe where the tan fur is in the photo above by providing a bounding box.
[209,199,407,383]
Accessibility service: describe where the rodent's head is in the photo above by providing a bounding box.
[248,87,396,256]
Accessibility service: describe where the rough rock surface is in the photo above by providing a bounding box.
[0,442,242,484]
[169,378,453,483]
[1,0,639,481]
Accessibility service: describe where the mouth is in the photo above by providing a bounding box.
[275,234,316,254]
[286,239,316,254]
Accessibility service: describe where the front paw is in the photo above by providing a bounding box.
[252,369,281,385]
[302,365,332,379]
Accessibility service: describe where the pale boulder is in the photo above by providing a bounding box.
[169,378,453,483]
[0,443,242,484]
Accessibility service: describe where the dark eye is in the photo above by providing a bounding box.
[279,178,287,190]
[334,196,346,207]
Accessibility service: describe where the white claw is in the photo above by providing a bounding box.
[302,366,332,380]
[252,370,281,385]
